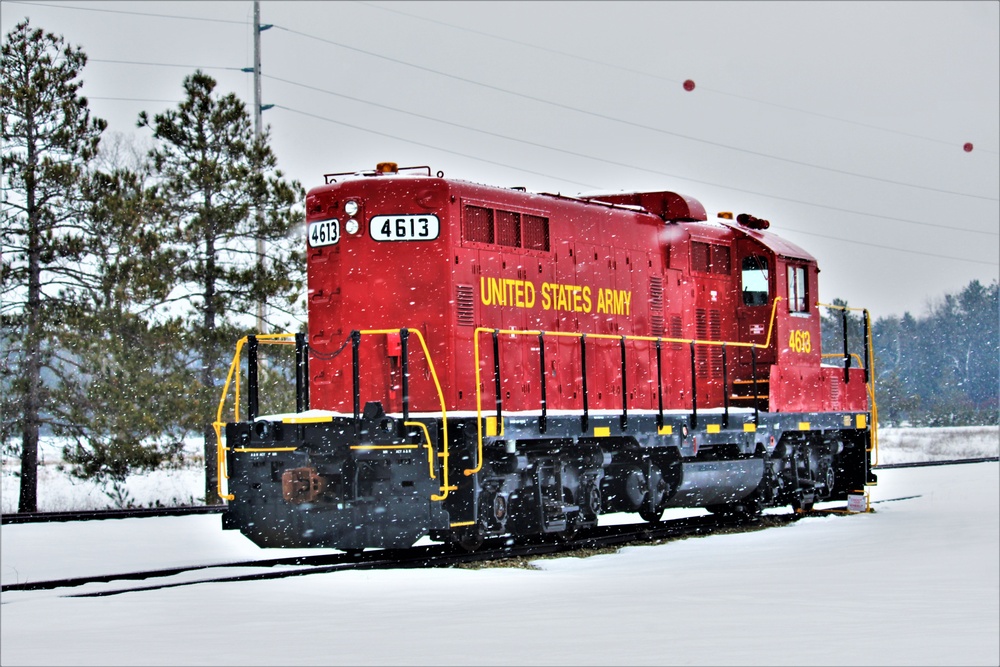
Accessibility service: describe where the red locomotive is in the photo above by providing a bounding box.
[218,163,878,550]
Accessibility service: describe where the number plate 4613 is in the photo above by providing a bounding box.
[308,219,340,247]
[370,215,440,242]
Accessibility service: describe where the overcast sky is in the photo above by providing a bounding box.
[3,0,998,320]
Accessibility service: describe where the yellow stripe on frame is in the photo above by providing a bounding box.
[658,425,673,435]
[594,426,611,437]
[486,416,499,437]
[282,415,333,424]
[798,422,811,431]
[234,447,298,452]
[856,414,867,429]
[350,444,420,451]
[706,424,720,434]
[743,423,757,432]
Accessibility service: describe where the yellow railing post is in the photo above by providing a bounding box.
[818,303,879,466]
[215,330,451,502]
[213,333,298,502]
[468,300,782,475]
[353,328,452,501]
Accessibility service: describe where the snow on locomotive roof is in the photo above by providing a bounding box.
[315,164,814,260]
[724,220,818,262]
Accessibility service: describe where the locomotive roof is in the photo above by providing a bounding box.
[312,167,817,263]
[720,220,817,263]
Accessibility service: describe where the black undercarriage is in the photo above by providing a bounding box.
[222,403,876,551]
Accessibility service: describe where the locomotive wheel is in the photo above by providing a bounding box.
[638,505,664,523]
[453,525,485,552]
[557,488,581,542]
[584,484,602,518]
[638,461,668,523]
[791,495,815,513]
[706,495,763,522]
[557,514,579,543]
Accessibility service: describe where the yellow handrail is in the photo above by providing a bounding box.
[359,328,451,501]
[405,421,437,481]
[821,352,866,368]
[214,333,298,501]
[818,303,879,466]
[467,298,784,476]
[214,329,453,502]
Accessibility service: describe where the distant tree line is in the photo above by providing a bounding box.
[821,280,999,428]
[2,20,304,511]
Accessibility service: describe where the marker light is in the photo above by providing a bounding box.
[344,200,359,216]
[345,219,359,235]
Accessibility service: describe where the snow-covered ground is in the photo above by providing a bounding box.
[2,425,997,512]
[2,458,997,665]
[874,425,999,465]
[1,425,998,665]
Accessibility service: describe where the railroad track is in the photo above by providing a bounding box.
[2,512,797,597]
[4,493,928,599]
[2,456,993,526]
[0,456,1000,525]
[872,456,998,469]
[0,504,225,525]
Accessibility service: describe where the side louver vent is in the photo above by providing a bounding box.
[670,315,683,350]
[651,315,665,337]
[695,308,724,379]
[649,276,664,310]
[456,284,475,327]
[650,276,664,336]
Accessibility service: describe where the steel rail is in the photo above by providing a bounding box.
[4,513,791,595]
[3,457,993,526]
[1,505,225,525]
[6,491,939,598]
[873,456,998,470]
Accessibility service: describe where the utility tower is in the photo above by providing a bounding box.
[250,0,272,333]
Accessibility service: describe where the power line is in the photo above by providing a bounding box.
[90,96,180,104]
[9,0,996,201]
[273,104,603,191]
[13,2,997,256]
[271,24,998,203]
[90,58,244,72]
[775,227,999,267]
[273,103,998,268]
[84,59,998,238]
[80,56,1000,238]
[4,0,249,25]
[358,1,999,156]
[264,72,998,238]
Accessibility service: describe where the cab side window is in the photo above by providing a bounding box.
[787,265,807,312]
[741,255,769,306]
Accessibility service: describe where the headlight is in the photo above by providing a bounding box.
[344,200,359,217]
[345,219,359,235]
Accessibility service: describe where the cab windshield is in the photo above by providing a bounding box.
[742,256,769,306]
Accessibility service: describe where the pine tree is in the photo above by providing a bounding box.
[138,71,304,503]
[1,21,107,512]
[54,162,204,508]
